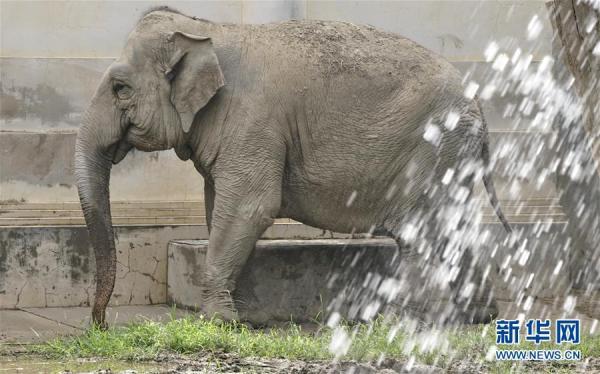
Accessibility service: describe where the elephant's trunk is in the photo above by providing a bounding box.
[75,103,121,327]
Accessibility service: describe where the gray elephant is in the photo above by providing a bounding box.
[75,7,511,327]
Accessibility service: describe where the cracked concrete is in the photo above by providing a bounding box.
[0,226,204,309]
[0,223,353,309]
[0,305,192,344]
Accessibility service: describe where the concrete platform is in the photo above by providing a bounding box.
[167,233,600,325]
[168,239,401,324]
[167,238,504,325]
[0,309,80,344]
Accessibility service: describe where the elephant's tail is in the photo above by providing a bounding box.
[478,102,513,234]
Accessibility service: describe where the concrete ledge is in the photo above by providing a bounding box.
[167,227,583,324]
[168,239,400,324]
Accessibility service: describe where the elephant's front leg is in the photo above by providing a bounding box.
[202,159,283,320]
[204,178,215,233]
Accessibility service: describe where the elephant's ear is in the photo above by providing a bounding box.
[165,31,225,133]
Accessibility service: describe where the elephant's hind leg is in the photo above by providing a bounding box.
[381,209,451,324]
[382,191,498,325]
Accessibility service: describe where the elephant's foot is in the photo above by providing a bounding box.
[390,247,498,325]
[446,296,498,325]
[202,289,239,322]
[91,303,108,330]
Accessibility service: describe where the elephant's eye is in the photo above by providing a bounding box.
[113,82,132,100]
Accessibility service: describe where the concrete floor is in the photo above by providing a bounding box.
[1,298,598,345]
[0,305,192,344]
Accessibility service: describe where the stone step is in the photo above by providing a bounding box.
[0,200,564,213]
[0,216,304,227]
[0,199,567,226]
[0,200,198,210]
[0,208,205,218]
[0,216,206,226]
[167,239,398,324]
[2,198,562,209]
[0,215,566,227]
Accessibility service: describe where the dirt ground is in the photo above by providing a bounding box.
[157,353,436,373]
[131,354,600,374]
[2,351,600,374]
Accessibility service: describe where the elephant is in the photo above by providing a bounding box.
[75,7,511,327]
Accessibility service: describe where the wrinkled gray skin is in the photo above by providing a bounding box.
[76,8,510,327]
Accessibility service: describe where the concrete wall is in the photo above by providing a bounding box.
[0,0,554,203]
[0,226,201,309]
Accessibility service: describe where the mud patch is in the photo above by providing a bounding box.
[163,353,420,373]
[4,353,593,373]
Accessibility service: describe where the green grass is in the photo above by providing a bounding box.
[29,314,600,372]
[35,316,406,361]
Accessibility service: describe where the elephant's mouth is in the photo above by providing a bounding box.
[109,114,135,164]
[109,138,133,164]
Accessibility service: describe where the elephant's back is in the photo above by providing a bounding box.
[258,20,458,83]
[139,12,462,94]
[249,20,467,123]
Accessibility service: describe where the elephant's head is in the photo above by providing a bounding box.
[75,15,224,326]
